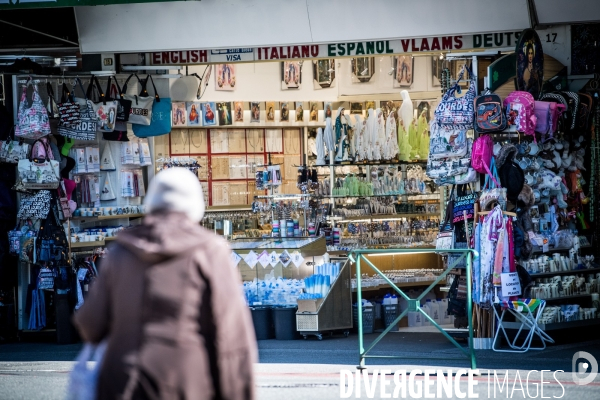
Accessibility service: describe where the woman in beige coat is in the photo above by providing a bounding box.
[74,168,257,400]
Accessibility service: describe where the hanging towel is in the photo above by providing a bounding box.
[100,144,116,171]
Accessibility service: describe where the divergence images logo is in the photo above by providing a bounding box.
[572,351,598,385]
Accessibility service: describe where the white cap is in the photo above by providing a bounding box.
[144,168,205,222]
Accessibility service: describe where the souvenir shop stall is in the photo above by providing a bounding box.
[2,72,168,341]
[426,29,600,349]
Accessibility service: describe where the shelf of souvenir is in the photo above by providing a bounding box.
[70,240,106,248]
[529,266,600,278]
[71,213,145,221]
[332,213,440,222]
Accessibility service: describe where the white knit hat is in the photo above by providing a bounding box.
[144,168,205,222]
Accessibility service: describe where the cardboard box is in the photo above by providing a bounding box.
[297,298,324,313]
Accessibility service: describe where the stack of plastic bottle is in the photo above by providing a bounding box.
[242,277,304,306]
[299,262,342,300]
[314,262,341,285]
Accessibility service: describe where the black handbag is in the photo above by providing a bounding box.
[106,76,132,122]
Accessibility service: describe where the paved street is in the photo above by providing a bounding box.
[1,332,600,399]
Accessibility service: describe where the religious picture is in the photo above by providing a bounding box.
[313,59,335,88]
[280,102,289,122]
[415,101,432,124]
[281,61,301,89]
[250,102,260,123]
[350,102,363,114]
[364,101,375,111]
[516,28,544,99]
[295,102,304,122]
[352,57,375,83]
[324,102,333,119]
[201,102,217,126]
[452,60,471,88]
[217,102,232,126]
[379,100,401,120]
[309,102,320,122]
[172,102,187,127]
[266,101,276,122]
[234,101,244,122]
[187,102,202,126]
[394,56,414,87]
[215,64,236,91]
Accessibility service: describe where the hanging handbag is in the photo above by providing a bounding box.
[14,78,51,140]
[132,75,172,137]
[58,79,97,140]
[106,76,132,122]
[17,139,61,190]
[8,221,27,255]
[0,128,30,163]
[37,267,55,290]
[453,184,477,224]
[478,157,507,211]
[57,83,80,127]
[471,134,494,174]
[434,65,476,128]
[86,76,118,133]
[38,201,68,262]
[428,119,468,160]
[17,190,52,220]
[122,74,154,126]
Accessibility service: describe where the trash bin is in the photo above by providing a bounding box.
[250,306,274,340]
[273,306,299,340]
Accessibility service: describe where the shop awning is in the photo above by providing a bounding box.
[75,0,531,54]
[534,0,600,24]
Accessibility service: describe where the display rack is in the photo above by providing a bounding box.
[296,257,353,340]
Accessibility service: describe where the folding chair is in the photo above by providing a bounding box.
[492,298,554,353]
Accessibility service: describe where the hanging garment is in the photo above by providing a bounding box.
[100,174,116,201]
[121,170,135,197]
[478,206,504,305]
[138,139,152,166]
[120,141,134,165]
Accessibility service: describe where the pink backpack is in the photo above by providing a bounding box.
[471,134,494,174]
[504,91,537,139]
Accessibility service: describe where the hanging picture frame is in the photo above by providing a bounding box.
[280,102,290,122]
[379,100,402,120]
[350,102,363,114]
[351,57,375,83]
[266,101,276,122]
[431,56,444,87]
[393,56,414,87]
[295,102,304,122]
[364,100,375,111]
[451,60,472,88]
[172,101,187,127]
[217,102,232,126]
[233,101,244,122]
[250,102,261,123]
[281,61,301,89]
[312,59,336,88]
[186,102,202,126]
[309,102,321,122]
[215,64,236,91]
[201,102,217,126]
[324,102,333,119]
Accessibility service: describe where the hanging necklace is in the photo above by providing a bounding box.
[191,130,205,152]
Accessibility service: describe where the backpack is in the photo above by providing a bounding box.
[534,101,552,135]
[539,93,568,135]
[503,91,536,138]
[474,92,506,133]
[471,134,493,174]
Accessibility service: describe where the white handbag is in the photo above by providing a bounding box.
[17,139,61,190]
[87,76,119,133]
[121,74,154,126]
[428,118,469,160]
[0,132,30,164]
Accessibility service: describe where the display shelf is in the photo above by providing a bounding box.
[352,280,443,292]
[502,318,600,331]
[314,160,427,167]
[105,237,117,242]
[71,213,144,221]
[532,243,591,254]
[205,205,252,212]
[70,240,105,248]
[533,293,591,302]
[332,213,439,222]
[530,267,600,278]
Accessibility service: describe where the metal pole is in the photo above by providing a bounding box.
[466,251,477,370]
[355,253,365,369]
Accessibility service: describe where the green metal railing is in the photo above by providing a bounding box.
[348,248,477,370]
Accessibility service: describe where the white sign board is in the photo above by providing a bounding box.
[501,272,522,297]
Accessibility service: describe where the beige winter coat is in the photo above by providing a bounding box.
[73,212,257,400]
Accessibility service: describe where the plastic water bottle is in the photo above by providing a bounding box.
[421,301,431,326]
[383,293,391,305]
[408,311,422,327]
[429,300,440,325]
[439,299,450,325]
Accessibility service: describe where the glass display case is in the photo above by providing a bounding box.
[229,236,326,306]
